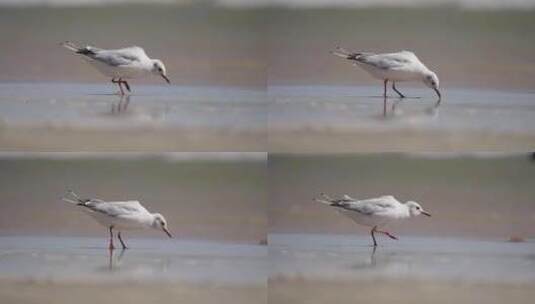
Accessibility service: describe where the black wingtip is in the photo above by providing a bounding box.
[75,48,94,55]
[347,53,359,60]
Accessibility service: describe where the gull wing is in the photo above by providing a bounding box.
[89,46,149,67]
[113,46,150,60]
[337,195,399,215]
[80,200,150,217]
[357,51,419,70]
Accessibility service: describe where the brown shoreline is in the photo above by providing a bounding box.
[269,277,535,304]
[0,126,267,152]
[269,129,535,153]
[0,279,266,304]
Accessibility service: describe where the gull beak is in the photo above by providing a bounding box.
[421,210,432,217]
[433,87,441,99]
[162,227,173,238]
[161,74,170,84]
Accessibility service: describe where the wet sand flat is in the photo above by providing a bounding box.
[0,280,265,304]
[269,129,535,153]
[270,279,535,304]
[0,126,265,151]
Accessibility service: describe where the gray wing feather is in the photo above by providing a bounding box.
[85,46,148,67]
[338,196,398,215]
[82,200,148,217]
[91,51,139,67]
[357,51,417,70]
[358,55,408,70]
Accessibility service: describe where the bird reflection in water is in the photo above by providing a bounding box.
[382,95,441,118]
[350,246,378,270]
[111,95,130,114]
[108,247,126,271]
[103,247,172,275]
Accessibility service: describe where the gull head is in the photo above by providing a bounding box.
[405,201,431,217]
[151,59,170,84]
[151,213,173,238]
[422,71,441,99]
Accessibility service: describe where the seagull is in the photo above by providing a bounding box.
[62,190,173,249]
[61,41,170,95]
[315,193,431,247]
[331,47,441,99]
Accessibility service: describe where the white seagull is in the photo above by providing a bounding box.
[61,41,170,95]
[62,190,173,249]
[315,193,431,247]
[331,47,441,99]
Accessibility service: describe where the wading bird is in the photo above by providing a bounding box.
[62,190,173,249]
[61,41,170,95]
[331,47,441,99]
[315,193,431,247]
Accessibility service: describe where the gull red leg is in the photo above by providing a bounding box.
[383,79,388,98]
[117,78,125,95]
[370,226,378,247]
[108,226,115,250]
[122,80,131,92]
[377,230,399,240]
[112,78,124,95]
[118,231,128,249]
[392,81,406,98]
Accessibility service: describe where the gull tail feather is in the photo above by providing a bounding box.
[331,50,352,59]
[60,41,82,52]
[60,41,95,55]
[314,193,336,205]
[331,46,365,61]
[61,190,86,205]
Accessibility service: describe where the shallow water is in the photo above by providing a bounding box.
[269,86,535,151]
[269,234,535,284]
[0,83,266,130]
[0,236,267,286]
[0,83,267,150]
[270,86,535,134]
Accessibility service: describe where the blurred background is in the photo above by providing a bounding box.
[263,0,535,89]
[269,152,535,239]
[0,1,266,87]
[0,152,267,243]
[2,0,533,89]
